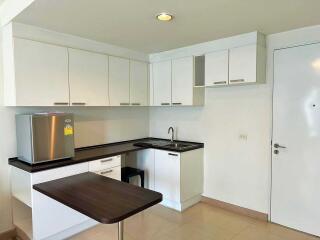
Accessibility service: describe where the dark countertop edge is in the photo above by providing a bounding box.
[9,137,204,173]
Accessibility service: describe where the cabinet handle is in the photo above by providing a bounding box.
[120,103,130,106]
[168,153,178,156]
[230,79,245,83]
[72,102,86,106]
[172,103,182,105]
[101,158,113,163]
[54,102,69,106]
[131,103,141,106]
[100,170,113,175]
[161,103,170,106]
[213,81,227,85]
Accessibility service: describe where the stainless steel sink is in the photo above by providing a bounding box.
[164,142,195,149]
[134,140,197,151]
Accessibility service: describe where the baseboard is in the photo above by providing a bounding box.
[201,196,268,221]
[16,226,30,240]
[0,228,16,240]
[160,195,202,212]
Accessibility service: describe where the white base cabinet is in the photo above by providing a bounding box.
[154,148,204,211]
[11,157,121,240]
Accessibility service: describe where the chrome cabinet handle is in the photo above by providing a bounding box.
[54,102,69,106]
[101,158,113,163]
[72,102,86,106]
[172,103,182,105]
[213,81,227,84]
[161,103,170,106]
[100,170,113,175]
[131,103,141,106]
[120,103,130,106]
[230,79,245,83]
[274,143,286,149]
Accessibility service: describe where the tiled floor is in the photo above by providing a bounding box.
[70,203,319,240]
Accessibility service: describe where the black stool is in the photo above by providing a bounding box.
[121,167,144,188]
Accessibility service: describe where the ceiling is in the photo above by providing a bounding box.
[14,0,320,53]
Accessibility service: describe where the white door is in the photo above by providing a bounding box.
[172,57,194,106]
[152,60,172,106]
[109,56,130,106]
[130,60,149,106]
[14,38,69,106]
[205,50,229,86]
[229,44,257,84]
[154,150,180,202]
[69,49,109,106]
[272,43,320,237]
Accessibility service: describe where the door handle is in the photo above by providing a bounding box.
[274,143,286,149]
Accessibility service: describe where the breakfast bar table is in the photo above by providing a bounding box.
[33,172,163,240]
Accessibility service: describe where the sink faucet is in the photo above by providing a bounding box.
[168,127,174,142]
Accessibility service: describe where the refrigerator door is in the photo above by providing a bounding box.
[32,114,75,163]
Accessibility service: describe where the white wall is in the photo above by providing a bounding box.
[150,24,320,214]
[150,85,272,213]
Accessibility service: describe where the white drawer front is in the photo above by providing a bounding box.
[89,155,121,172]
[32,163,89,185]
[95,166,121,181]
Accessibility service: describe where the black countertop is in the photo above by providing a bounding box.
[9,138,204,173]
[33,172,162,224]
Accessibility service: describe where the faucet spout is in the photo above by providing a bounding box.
[168,127,174,142]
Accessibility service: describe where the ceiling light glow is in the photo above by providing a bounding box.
[156,12,173,21]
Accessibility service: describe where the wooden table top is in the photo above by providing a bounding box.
[33,172,163,224]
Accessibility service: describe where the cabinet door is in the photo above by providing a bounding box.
[205,50,229,86]
[229,45,257,84]
[152,60,171,106]
[172,57,194,106]
[69,49,108,106]
[109,56,130,106]
[154,150,180,202]
[14,38,69,106]
[130,60,149,106]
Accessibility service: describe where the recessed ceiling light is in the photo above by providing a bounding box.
[156,12,173,22]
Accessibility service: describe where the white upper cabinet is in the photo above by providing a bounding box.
[109,56,130,106]
[12,38,69,106]
[205,50,229,86]
[130,60,149,106]
[69,49,109,106]
[152,60,172,106]
[172,57,194,106]
[229,44,264,84]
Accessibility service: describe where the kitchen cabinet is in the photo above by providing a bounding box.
[152,57,205,106]
[8,38,69,106]
[130,60,149,106]
[229,44,265,84]
[88,155,121,181]
[109,56,130,106]
[152,60,172,106]
[154,148,204,211]
[69,49,109,106]
[172,57,194,106]
[205,50,229,86]
[155,150,180,204]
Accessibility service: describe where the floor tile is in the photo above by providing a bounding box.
[69,202,320,240]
